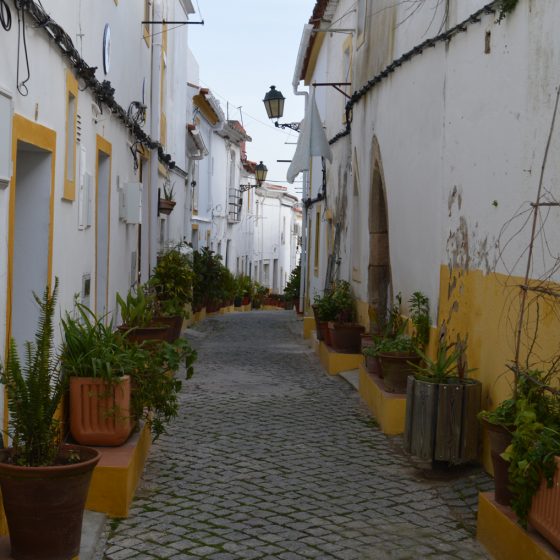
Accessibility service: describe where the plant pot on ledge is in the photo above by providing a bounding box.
[529,456,560,553]
[158,198,176,215]
[328,322,365,353]
[70,375,134,447]
[0,445,100,560]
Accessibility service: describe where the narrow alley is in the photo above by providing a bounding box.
[101,311,492,560]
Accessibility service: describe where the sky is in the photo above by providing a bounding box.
[188,0,318,199]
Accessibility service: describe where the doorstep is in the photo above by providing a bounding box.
[358,364,406,435]
[477,492,560,560]
[314,338,364,375]
[85,422,152,518]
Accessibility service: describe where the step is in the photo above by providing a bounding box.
[477,491,560,560]
[358,363,407,435]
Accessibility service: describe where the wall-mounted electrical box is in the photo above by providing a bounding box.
[119,182,142,224]
[0,88,13,189]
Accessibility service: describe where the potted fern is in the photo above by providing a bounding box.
[0,280,100,560]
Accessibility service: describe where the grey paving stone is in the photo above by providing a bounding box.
[99,312,490,560]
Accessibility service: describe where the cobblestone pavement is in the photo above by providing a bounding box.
[101,311,493,560]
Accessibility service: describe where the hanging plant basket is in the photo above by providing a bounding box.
[158,198,176,215]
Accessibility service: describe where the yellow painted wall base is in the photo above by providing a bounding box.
[86,422,152,518]
[263,305,282,311]
[358,363,406,435]
[242,304,251,312]
[315,339,364,375]
[477,492,560,560]
[193,308,206,323]
[303,317,315,339]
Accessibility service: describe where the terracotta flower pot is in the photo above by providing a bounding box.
[529,456,560,552]
[328,322,365,353]
[155,315,183,341]
[482,418,514,506]
[379,352,421,393]
[0,445,100,560]
[158,198,176,215]
[70,376,134,446]
[118,323,171,346]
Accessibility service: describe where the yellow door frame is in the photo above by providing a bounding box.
[95,135,112,317]
[4,113,57,439]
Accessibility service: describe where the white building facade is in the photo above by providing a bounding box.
[0,0,196,391]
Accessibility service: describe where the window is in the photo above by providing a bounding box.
[63,71,78,201]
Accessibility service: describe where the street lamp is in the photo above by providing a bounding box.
[240,161,268,193]
[263,86,301,132]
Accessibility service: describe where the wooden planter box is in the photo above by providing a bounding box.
[404,376,481,463]
[529,456,560,552]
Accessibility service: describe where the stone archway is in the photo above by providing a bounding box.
[368,138,391,329]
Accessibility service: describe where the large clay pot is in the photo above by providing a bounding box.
[155,315,183,341]
[118,323,171,346]
[483,418,514,506]
[328,322,365,353]
[379,353,421,393]
[0,445,100,560]
[70,376,134,446]
[529,456,560,552]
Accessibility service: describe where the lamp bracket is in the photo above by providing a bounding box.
[274,121,301,133]
[312,82,352,99]
[239,183,261,193]
[141,20,205,25]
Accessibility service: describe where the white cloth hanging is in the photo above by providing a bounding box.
[287,89,333,184]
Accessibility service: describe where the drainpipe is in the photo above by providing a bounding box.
[149,0,163,273]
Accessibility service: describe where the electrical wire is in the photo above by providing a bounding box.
[0,0,12,31]
[15,1,30,96]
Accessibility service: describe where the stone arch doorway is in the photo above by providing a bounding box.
[368,138,391,329]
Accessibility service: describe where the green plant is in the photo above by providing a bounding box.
[501,371,560,527]
[150,244,193,316]
[61,301,135,383]
[412,340,474,383]
[127,337,196,440]
[331,280,356,323]
[374,333,417,355]
[0,280,66,466]
[116,288,156,328]
[313,291,338,321]
[192,248,226,309]
[373,293,407,339]
[162,182,175,201]
[284,264,301,300]
[497,0,519,22]
[478,397,517,428]
[409,292,430,350]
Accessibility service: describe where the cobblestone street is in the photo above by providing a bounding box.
[101,311,493,560]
